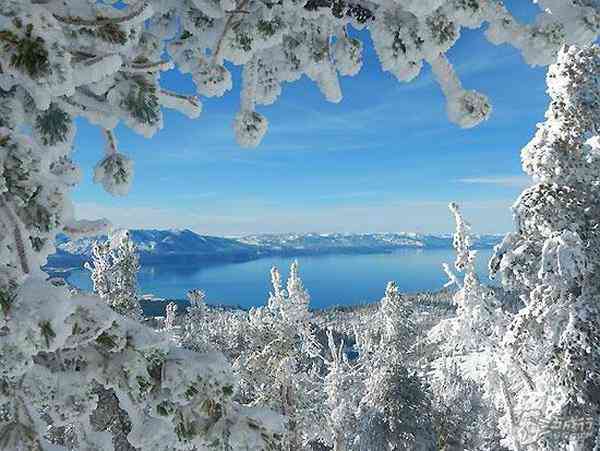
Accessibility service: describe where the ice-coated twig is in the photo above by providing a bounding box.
[0,197,29,275]
[123,60,174,73]
[429,53,491,129]
[158,89,202,119]
[212,0,251,65]
[53,1,152,27]
[102,128,118,156]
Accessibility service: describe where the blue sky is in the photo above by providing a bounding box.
[72,1,547,236]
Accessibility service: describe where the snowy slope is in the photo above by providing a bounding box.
[48,230,503,266]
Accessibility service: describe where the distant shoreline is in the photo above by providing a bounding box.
[47,242,501,270]
[47,245,501,315]
[122,287,461,318]
[44,246,494,287]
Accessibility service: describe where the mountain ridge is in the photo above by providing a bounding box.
[48,229,504,266]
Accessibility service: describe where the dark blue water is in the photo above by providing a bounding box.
[66,249,495,310]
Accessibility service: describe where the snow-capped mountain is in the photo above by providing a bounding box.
[50,229,258,265]
[240,232,502,255]
[48,229,503,267]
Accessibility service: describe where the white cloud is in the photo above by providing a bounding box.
[457,175,532,188]
[317,191,377,201]
[294,199,515,235]
[73,197,515,236]
[73,202,253,235]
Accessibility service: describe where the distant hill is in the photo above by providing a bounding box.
[50,229,258,265]
[240,232,502,256]
[48,229,503,267]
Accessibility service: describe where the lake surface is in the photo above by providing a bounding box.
[66,249,496,310]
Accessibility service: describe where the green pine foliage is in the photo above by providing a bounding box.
[0,24,50,78]
[123,76,160,126]
[34,104,72,146]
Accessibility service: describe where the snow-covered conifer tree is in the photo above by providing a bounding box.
[431,362,506,451]
[354,280,417,368]
[489,45,600,450]
[84,229,143,320]
[356,362,437,451]
[378,281,416,359]
[266,262,311,325]
[187,289,209,330]
[163,301,178,331]
[429,203,506,355]
[235,263,320,450]
[181,288,249,361]
[181,288,210,352]
[266,265,285,314]
[108,230,142,319]
[286,259,311,323]
[353,281,435,450]
[320,329,361,451]
[85,240,112,301]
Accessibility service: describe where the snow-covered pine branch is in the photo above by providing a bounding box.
[0,277,284,450]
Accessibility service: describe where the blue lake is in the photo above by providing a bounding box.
[66,249,496,310]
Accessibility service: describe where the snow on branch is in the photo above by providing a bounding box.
[93,129,134,196]
[212,0,252,65]
[0,197,30,276]
[158,89,203,119]
[123,59,174,73]
[1,0,596,151]
[235,56,268,147]
[429,53,491,128]
[52,1,153,27]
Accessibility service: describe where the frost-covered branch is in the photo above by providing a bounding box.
[93,129,134,196]
[212,0,252,65]
[429,53,491,128]
[0,197,30,276]
[123,59,174,73]
[52,1,153,27]
[0,279,284,450]
[158,89,202,119]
